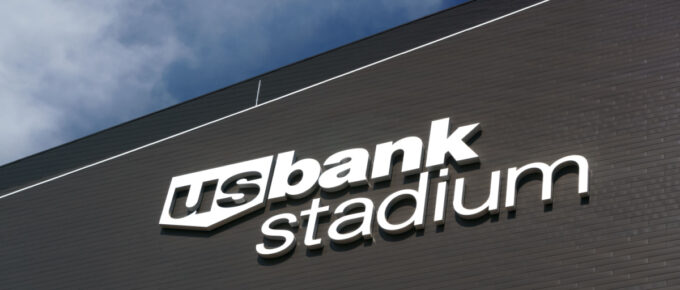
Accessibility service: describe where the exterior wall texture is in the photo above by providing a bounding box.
[1,0,679,288]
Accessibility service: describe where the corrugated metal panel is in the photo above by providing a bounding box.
[0,0,679,288]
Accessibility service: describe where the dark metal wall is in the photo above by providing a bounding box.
[1,0,679,288]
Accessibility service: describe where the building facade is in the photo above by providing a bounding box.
[1,0,680,288]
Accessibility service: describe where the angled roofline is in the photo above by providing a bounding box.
[0,0,550,199]
[0,0,476,169]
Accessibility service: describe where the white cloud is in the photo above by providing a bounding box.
[0,0,189,165]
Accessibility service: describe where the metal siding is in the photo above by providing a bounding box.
[1,0,679,288]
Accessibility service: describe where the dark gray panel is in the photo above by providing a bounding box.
[1,0,679,289]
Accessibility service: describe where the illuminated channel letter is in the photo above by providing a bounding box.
[268,151,321,202]
[433,168,450,225]
[505,155,589,210]
[371,136,423,182]
[300,198,330,249]
[425,117,481,170]
[328,198,375,244]
[453,170,501,219]
[256,213,299,258]
[159,155,274,231]
[377,172,429,234]
[318,148,370,192]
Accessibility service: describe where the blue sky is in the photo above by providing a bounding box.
[0,0,468,165]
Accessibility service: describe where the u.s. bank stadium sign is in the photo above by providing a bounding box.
[159,117,589,258]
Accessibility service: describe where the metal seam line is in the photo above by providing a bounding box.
[0,0,550,201]
[255,80,261,106]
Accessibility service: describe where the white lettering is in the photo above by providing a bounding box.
[318,148,369,192]
[255,213,299,258]
[453,170,501,219]
[159,116,592,261]
[377,172,429,234]
[328,198,374,244]
[505,155,589,210]
[425,117,480,170]
[158,156,273,230]
[371,136,423,182]
[300,198,330,249]
[269,151,321,202]
[433,168,450,225]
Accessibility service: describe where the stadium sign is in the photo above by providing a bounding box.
[159,117,589,258]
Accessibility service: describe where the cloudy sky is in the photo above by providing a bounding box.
[0,0,467,166]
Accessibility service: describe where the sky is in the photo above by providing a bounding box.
[0,0,468,166]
